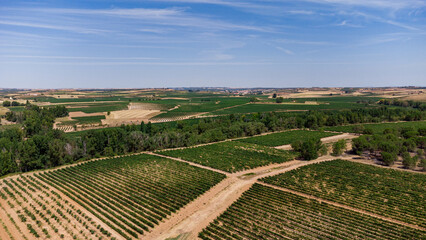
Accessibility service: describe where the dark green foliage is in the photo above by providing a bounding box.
[402,152,417,169]
[262,160,426,228]
[1,106,425,177]
[275,97,284,103]
[352,126,425,166]
[325,121,426,134]
[381,151,397,166]
[2,100,11,107]
[420,158,426,171]
[332,139,346,156]
[379,98,426,111]
[291,138,322,160]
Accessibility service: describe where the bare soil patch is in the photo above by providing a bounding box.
[102,109,161,126]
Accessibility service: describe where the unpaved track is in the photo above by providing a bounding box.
[275,133,358,150]
[258,182,426,232]
[147,153,356,240]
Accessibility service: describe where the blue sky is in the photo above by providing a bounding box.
[0,0,425,88]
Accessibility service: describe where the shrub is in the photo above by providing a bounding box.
[332,140,346,156]
[402,152,417,169]
[292,138,322,160]
[381,152,397,166]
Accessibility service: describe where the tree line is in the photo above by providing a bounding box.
[0,106,425,177]
[352,127,425,169]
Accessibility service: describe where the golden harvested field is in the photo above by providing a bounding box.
[0,107,10,115]
[102,109,161,126]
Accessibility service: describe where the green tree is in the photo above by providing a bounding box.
[146,121,152,135]
[381,151,396,166]
[275,97,284,103]
[402,152,417,169]
[140,121,146,132]
[332,139,346,156]
[249,97,258,103]
[292,138,322,160]
[419,158,426,171]
[2,100,11,107]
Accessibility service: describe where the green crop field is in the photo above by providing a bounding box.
[158,141,296,173]
[200,183,424,240]
[154,97,250,119]
[7,106,26,112]
[67,102,129,113]
[211,102,373,115]
[323,121,426,133]
[237,130,339,147]
[71,115,106,124]
[35,96,124,103]
[262,160,426,228]
[1,154,226,240]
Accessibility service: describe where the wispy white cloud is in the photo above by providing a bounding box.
[275,39,331,45]
[337,10,421,31]
[286,10,315,15]
[0,20,110,34]
[0,55,159,60]
[2,7,274,33]
[302,0,426,10]
[276,47,294,55]
[335,20,363,28]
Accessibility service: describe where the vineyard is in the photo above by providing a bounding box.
[199,183,425,240]
[323,121,426,133]
[211,101,372,115]
[238,130,339,147]
[261,159,426,228]
[0,154,225,240]
[158,141,296,173]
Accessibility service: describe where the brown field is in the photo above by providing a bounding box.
[102,109,161,126]
[0,106,10,115]
[128,102,169,111]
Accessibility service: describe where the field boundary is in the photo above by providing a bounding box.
[258,182,426,231]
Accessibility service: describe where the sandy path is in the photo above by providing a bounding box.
[275,133,358,150]
[258,182,426,231]
[346,158,426,174]
[147,154,356,240]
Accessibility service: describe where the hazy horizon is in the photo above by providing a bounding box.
[1,0,425,88]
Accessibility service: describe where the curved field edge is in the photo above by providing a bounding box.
[157,141,296,173]
[237,129,340,147]
[322,121,426,133]
[199,183,425,240]
[261,159,426,228]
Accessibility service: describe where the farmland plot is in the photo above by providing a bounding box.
[323,121,426,134]
[262,160,426,228]
[238,130,339,147]
[200,183,425,240]
[158,141,296,173]
[0,154,225,240]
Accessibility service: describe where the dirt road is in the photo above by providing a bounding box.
[275,132,358,150]
[146,153,358,240]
